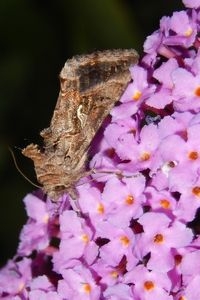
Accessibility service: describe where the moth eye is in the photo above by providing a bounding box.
[54,185,65,192]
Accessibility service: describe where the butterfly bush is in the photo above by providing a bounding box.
[2,1,200,299]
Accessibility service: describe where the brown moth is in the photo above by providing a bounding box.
[22,49,138,200]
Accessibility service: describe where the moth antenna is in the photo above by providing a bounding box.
[8,146,42,189]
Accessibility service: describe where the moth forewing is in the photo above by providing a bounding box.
[22,49,139,200]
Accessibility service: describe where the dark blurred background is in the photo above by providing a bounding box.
[0,0,183,267]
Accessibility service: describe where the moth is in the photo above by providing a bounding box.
[22,49,138,200]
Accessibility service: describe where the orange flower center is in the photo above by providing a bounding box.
[83,283,91,294]
[110,270,119,278]
[42,213,49,224]
[125,195,134,205]
[97,203,105,214]
[160,199,170,209]
[81,234,89,243]
[184,27,193,37]
[188,151,198,160]
[141,152,150,161]
[178,296,186,300]
[195,86,200,97]
[133,90,142,101]
[192,186,200,197]
[120,236,130,246]
[144,280,155,291]
[153,233,164,243]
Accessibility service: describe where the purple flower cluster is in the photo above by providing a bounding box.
[2,0,200,299]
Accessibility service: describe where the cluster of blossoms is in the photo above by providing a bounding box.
[2,0,200,299]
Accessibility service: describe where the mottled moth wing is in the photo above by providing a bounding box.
[22,49,138,199]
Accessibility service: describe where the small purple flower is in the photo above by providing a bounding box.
[99,225,135,266]
[0,258,32,298]
[18,193,51,255]
[172,67,200,112]
[53,210,98,272]
[135,212,193,272]
[176,275,200,299]
[120,65,155,103]
[124,265,173,300]
[57,265,101,300]
[145,186,177,218]
[99,176,145,228]
[181,250,200,282]
[183,0,200,9]
[163,11,197,47]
